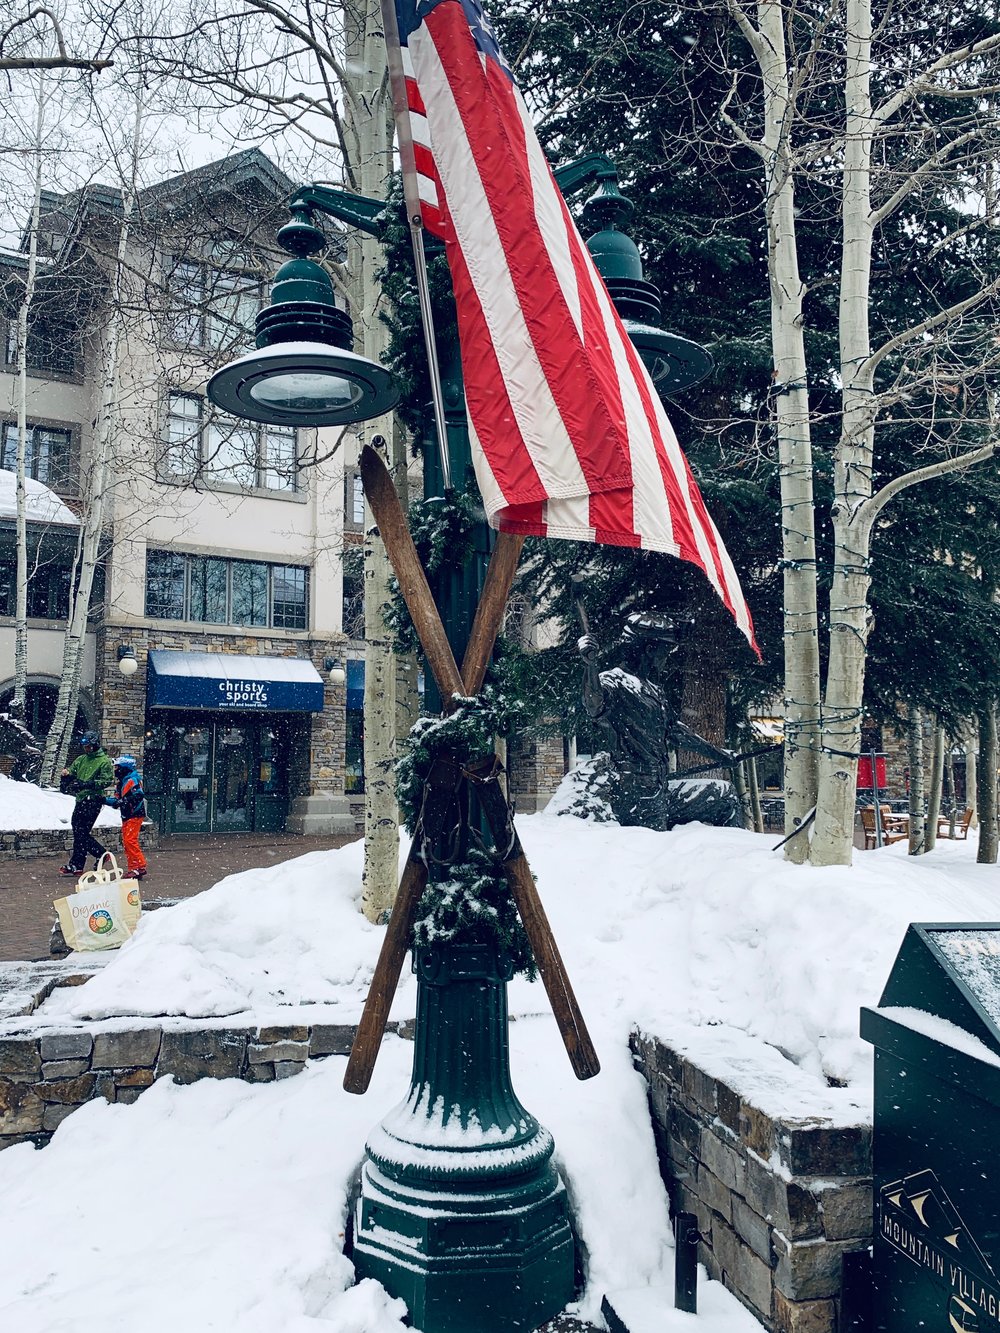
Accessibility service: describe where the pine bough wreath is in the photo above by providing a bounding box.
[397,692,536,978]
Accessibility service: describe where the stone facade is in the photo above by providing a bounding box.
[2,822,159,862]
[631,1032,872,1333]
[509,733,568,813]
[0,1013,375,1150]
[96,624,354,832]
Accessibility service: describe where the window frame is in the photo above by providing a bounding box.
[160,391,300,495]
[144,548,310,631]
[163,255,262,353]
[0,418,76,494]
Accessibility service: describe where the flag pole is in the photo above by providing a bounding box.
[380,0,453,491]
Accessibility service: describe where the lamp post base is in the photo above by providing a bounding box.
[352,942,576,1333]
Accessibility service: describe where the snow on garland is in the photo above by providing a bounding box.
[396,692,535,978]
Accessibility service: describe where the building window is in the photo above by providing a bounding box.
[161,391,297,492]
[144,550,309,630]
[3,311,82,378]
[1,422,73,490]
[165,259,260,351]
[347,472,365,525]
[0,536,104,622]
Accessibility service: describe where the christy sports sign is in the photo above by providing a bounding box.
[146,651,325,713]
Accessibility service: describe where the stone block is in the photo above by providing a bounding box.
[0,1078,44,1133]
[777,1121,871,1177]
[713,1216,773,1318]
[36,1073,95,1104]
[247,1040,309,1065]
[668,1100,702,1155]
[773,1233,859,1301]
[42,1103,78,1132]
[772,1290,837,1333]
[733,1195,774,1266]
[701,1129,746,1195]
[696,1163,734,1223]
[309,1025,356,1057]
[157,1029,249,1083]
[246,1063,275,1082]
[782,1182,825,1241]
[273,1061,305,1080]
[648,1071,671,1129]
[116,1069,155,1089]
[256,1025,309,1043]
[40,1032,93,1061]
[741,1102,776,1157]
[681,1061,717,1114]
[819,1181,872,1241]
[653,1039,684,1086]
[92,1029,162,1070]
[41,1060,89,1080]
[744,1151,780,1220]
[94,1073,117,1102]
[115,1088,144,1105]
[717,1080,741,1135]
[0,1039,41,1076]
[666,1135,697,1183]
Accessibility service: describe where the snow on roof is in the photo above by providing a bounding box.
[0,469,78,526]
[148,650,322,684]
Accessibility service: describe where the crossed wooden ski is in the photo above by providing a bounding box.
[342,445,600,1094]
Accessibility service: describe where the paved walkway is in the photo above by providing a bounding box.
[0,832,358,963]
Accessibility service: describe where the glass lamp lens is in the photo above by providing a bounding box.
[248,371,363,413]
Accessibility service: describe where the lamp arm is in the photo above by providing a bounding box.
[290,158,619,243]
[288,185,388,240]
[551,153,618,197]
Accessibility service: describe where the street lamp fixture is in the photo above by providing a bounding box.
[116,644,138,678]
[207,206,399,428]
[323,656,346,686]
[580,168,714,396]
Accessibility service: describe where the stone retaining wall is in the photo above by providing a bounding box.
[3,822,160,862]
[0,1017,374,1150]
[631,1032,872,1333]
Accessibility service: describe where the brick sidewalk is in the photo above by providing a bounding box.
[0,832,358,963]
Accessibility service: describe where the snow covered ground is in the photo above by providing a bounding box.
[0,772,120,831]
[1,796,998,1330]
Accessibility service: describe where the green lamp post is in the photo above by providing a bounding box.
[210,158,710,1333]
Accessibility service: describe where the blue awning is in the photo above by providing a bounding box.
[147,650,325,713]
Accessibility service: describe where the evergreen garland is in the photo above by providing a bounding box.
[411,846,536,977]
[396,692,535,977]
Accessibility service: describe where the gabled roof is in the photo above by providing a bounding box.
[16,149,300,260]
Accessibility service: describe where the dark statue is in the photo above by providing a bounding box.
[578,612,742,830]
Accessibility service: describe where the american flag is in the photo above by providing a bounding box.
[392,0,758,653]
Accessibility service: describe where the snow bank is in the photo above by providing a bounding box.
[0,468,78,525]
[37,812,1000,1100]
[0,772,120,831]
[0,1018,761,1331]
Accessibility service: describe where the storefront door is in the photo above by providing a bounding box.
[213,724,253,831]
[171,725,213,833]
[165,721,253,834]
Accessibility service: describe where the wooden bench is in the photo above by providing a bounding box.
[938,807,974,840]
[860,806,907,849]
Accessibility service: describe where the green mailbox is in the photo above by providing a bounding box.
[861,924,1000,1333]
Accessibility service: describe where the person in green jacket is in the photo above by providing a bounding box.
[59,731,114,875]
